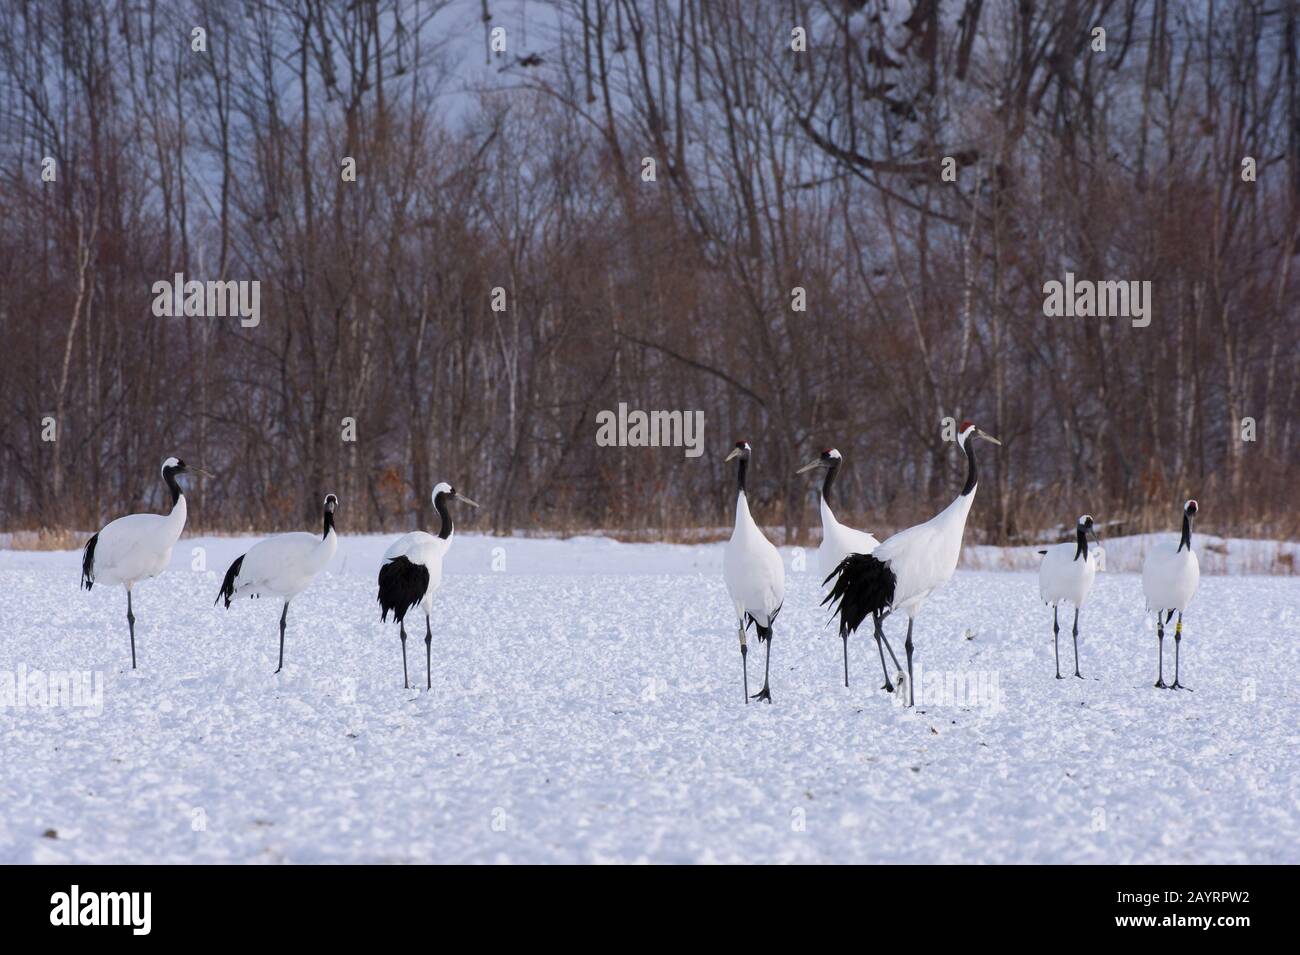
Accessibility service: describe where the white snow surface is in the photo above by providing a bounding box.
[1,533,1297,864]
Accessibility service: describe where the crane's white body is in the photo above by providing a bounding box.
[90,501,187,588]
[723,491,785,629]
[1038,542,1098,608]
[376,482,477,690]
[817,495,880,580]
[1142,539,1200,613]
[874,489,974,618]
[227,528,337,601]
[382,530,451,612]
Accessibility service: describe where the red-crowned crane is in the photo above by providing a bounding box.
[216,495,339,674]
[722,441,785,704]
[1142,500,1201,690]
[796,447,883,688]
[377,482,480,690]
[81,457,205,668]
[824,421,1001,707]
[1037,515,1100,679]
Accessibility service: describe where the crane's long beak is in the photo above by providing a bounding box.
[454,493,480,508]
[724,448,742,463]
[795,458,823,474]
[976,428,1002,446]
[187,465,214,478]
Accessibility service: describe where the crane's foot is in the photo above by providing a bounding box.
[1154,679,1168,689]
[1055,674,1064,680]
[880,680,895,693]
[1074,671,1084,679]
[1170,681,1192,691]
[750,686,772,704]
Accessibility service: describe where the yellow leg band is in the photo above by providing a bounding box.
[1175,621,1182,634]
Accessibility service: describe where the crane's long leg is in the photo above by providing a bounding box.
[126,586,137,670]
[903,618,915,707]
[1154,611,1168,688]
[739,625,749,704]
[842,632,850,688]
[425,614,433,691]
[275,601,288,674]
[1072,607,1083,678]
[1170,611,1191,690]
[872,612,895,693]
[399,621,409,689]
[1053,605,1062,679]
[750,631,773,703]
[878,620,903,671]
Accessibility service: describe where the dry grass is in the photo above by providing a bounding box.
[0,529,88,551]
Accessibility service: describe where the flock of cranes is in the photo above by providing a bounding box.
[80,459,473,685]
[725,422,1202,705]
[78,437,1202,700]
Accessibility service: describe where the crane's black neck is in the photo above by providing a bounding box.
[322,507,335,539]
[435,493,453,539]
[821,461,839,506]
[961,435,978,496]
[163,468,183,507]
[1177,513,1192,552]
[1074,525,1088,561]
[735,457,748,495]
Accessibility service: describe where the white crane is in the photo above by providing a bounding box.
[722,441,785,704]
[1141,500,1200,690]
[377,482,479,690]
[796,447,882,688]
[81,456,204,668]
[1036,515,1100,679]
[824,421,1000,707]
[215,494,339,674]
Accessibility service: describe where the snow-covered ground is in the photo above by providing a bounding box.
[1,533,1297,864]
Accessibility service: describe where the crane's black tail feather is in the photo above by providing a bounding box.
[743,601,782,642]
[215,554,245,608]
[822,553,895,638]
[377,556,430,624]
[80,534,98,591]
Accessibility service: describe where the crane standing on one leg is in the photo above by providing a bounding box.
[81,457,206,669]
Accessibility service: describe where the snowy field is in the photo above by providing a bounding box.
[1,533,1297,864]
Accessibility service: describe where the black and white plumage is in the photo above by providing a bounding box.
[797,447,881,687]
[1037,515,1100,679]
[81,456,203,668]
[216,494,339,674]
[1142,499,1201,690]
[722,441,785,704]
[824,421,1001,707]
[377,481,479,690]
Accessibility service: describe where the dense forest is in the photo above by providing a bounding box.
[1,0,1297,544]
